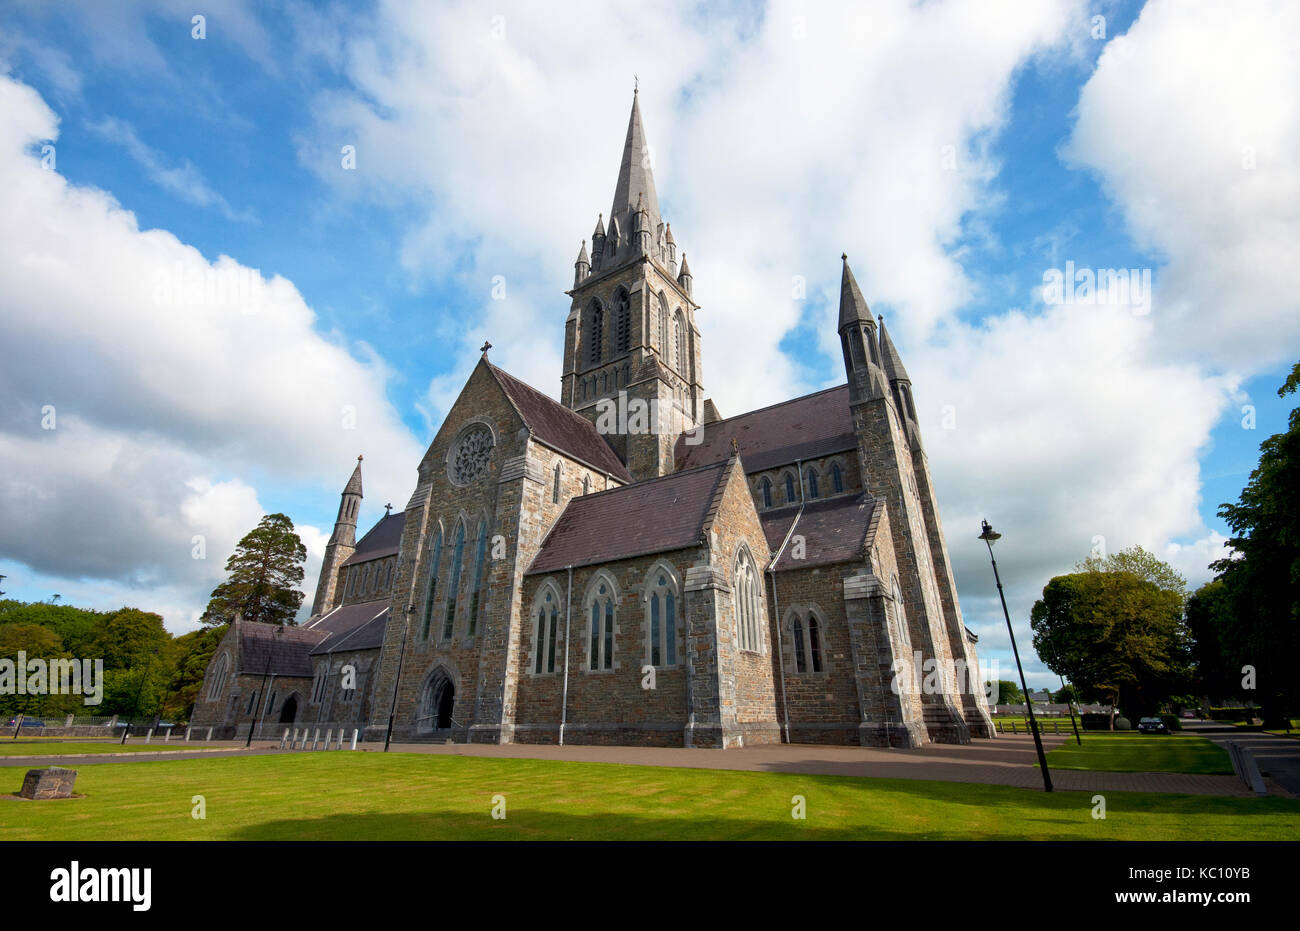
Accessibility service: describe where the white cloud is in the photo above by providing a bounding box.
[1063,0,1300,373]
[0,73,423,631]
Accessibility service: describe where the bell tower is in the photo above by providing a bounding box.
[562,90,703,481]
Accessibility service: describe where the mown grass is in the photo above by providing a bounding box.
[0,740,191,756]
[1045,734,1233,774]
[2,751,1293,841]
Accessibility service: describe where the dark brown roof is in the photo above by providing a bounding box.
[306,599,390,655]
[527,460,730,574]
[761,494,876,571]
[674,384,856,473]
[340,512,405,566]
[488,363,633,482]
[237,622,327,677]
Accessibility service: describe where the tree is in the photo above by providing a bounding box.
[1185,579,1244,704]
[1211,361,1300,727]
[1031,557,1191,726]
[1052,683,1081,704]
[201,513,307,626]
[163,624,228,721]
[987,679,1023,705]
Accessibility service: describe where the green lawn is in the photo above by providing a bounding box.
[3,752,1295,841]
[1046,734,1233,774]
[0,740,190,756]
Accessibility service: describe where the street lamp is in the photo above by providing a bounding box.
[979,519,1053,792]
[247,624,284,748]
[383,606,414,752]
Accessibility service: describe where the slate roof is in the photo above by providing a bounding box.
[305,599,390,655]
[340,512,405,567]
[760,494,877,571]
[488,362,633,482]
[527,460,730,574]
[674,384,856,473]
[236,622,327,677]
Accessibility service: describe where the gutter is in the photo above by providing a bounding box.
[766,459,806,744]
[560,566,574,746]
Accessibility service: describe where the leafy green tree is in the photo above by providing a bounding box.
[1211,361,1300,727]
[987,679,1023,705]
[1185,579,1244,704]
[1031,559,1191,725]
[201,513,307,626]
[0,622,79,718]
[163,624,228,721]
[1052,683,1081,704]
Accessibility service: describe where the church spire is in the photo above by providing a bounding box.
[878,315,922,449]
[838,255,887,404]
[878,315,909,384]
[610,89,660,240]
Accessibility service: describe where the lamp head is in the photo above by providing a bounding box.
[978,520,1001,544]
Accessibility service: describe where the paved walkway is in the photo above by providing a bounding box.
[3,733,1288,798]
[1185,721,1300,796]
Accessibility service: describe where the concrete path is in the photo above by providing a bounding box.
[1185,721,1300,796]
[2,733,1288,798]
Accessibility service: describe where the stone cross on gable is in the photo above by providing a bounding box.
[384,503,393,516]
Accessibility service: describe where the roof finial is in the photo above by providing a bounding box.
[730,437,739,456]
[841,252,847,262]
[480,340,492,355]
[384,502,392,516]
[357,454,363,463]
[634,74,638,93]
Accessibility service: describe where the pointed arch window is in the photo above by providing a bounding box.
[587,580,616,671]
[658,293,670,359]
[467,519,489,638]
[420,528,443,640]
[892,576,913,654]
[734,547,764,653]
[647,570,678,667]
[784,472,797,504]
[589,304,604,364]
[582,475,591,495]
[806,468,820,500]
[831,462,844,494]
[615,290,631,353]
[761,477,773,509]
[552,462,562,504]
[673,309,685,374]
[442,521,466,640]
[790,612,824,673]
[533,588,560,674]
[207,655,229,701]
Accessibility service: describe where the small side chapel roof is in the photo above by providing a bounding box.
[236,622,328,677]
[526,460,731,574]
[760,494,878,571]
[340,511,405,567]
[306,599,390,655]
[487,362,633,482]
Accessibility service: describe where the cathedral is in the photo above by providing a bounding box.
[192,91,994,748]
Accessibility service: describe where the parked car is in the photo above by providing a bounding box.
[1180,710,1196,719]
[6,717,44,727]
[1137,717,1169,734]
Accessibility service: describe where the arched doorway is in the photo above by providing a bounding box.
[279,693,298,724]
[422,670,455,731]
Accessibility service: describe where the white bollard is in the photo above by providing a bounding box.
[165,728,171,742]
[351,729,359,750]
[145,728,153,744]
[185,725,192,741]
[206,727,213,742]
[311,728,321,751]
[280,729,289,750]
[325,728,333,750]
[292,728,300,749]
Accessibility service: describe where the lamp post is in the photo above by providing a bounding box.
[247,624,283,748]
[1060,675,1083,746]
[383,606,413,752]
[979,520,1053,792]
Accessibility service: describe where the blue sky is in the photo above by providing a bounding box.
[1,0,1297,689]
